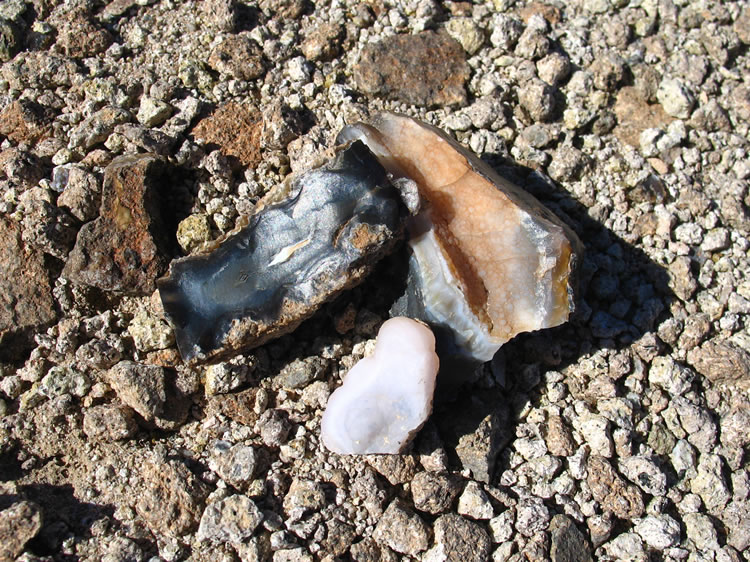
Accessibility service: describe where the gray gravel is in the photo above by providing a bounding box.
[0,0,748,561]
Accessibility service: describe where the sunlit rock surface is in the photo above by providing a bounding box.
[338,113,582,363]
[159,142,405,363]
[321,317,439,454]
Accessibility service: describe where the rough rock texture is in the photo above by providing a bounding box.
[427,513,491,562]
[64,154,172,295]
[0,216,57,351]
[0,99,55,144]
[353,32,470,107]
[0,501,42,561]
[159,142,405,363]
[192,102,263,168]
[373,499,431,556]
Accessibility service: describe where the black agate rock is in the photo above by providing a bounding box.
[159,141,405,363]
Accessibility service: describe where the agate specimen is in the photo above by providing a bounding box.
[159,142,404,363]
[338,113,582,363]
[321,317,439,454]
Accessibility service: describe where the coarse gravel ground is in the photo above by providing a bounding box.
[0,0,749,561]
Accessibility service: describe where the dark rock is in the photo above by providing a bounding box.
[136,454,210,537]
[159,142,405,363]
[301,22,343,62]
[0,501,42,560]
[353,31,470,107]
[436,390,510,483]
[114,123,174,156]
[0,148,47,188]
[350,537,399,562]
[82,403,138,441]
[0,18,21,62]
[550,514,593,562]
[411,471,461,514]
[0,216,57,353]
[0,100,55,144]
[687,339,750,386]
[208,34,265,81]
[430,513,491,561]
[192,102,263,168]
[64,154,172,295]
[587,455,644,519]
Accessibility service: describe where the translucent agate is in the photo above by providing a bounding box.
[338,113,582,362]
[158,142,404,363]
[321,317,439,454]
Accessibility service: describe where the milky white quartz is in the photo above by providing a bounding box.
[321,317,439,454]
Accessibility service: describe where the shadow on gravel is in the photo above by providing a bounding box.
[427,156,675,485]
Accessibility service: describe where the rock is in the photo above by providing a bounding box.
[518,78,557,121]
[602,532,646,561]
[445,18,484,54]
[613,86,672,147]
[634,514,681,549]
[489,510,514,543]
[687,339,750,385]
[105,361,166,421]
[411,471,461,514]
[648,356,694,395]
[54,9,113,57]
[537,52,571,86]
[683,513,719,550]
[136,96,172,127]
[283,478,326,515]
[83,404,138,441]
[669,256,697,302]
[208,34,265,81]
[128,305,175,353]
[1,52,80,90]
[341,113,581,364]
[353,31,470,107]
[366,454,418,486]
[136,454,210,537]
[587,455,645,519]
[425,513,491,562]
[0,100,55,144]
[515,498,550,537]
[722,499,750,551]
[0,18,21,61]
[618,456,667,496]
[192,103,263,168]
[40,365,90,398]
[657,78,695,119]
[489,14,524,51]
[176,214,212,254]
[201,0,236,31]
[457,481,494,520]
[350,537,399,562]
[373,499,431,556]
[321,318,438,454]
[197,494,263,544]
[435,391,508,483]
[56,165,101,222]
[590,52,626,91]
[69,106,130,150]
[261,101,304,150]
[0,216,57,353]
[64,154,172,295]
[159,142,405,363]
[206,387,265,426]
[257,408,291,446]
[0,501,42,560]
[543,415,576,456]
[301,22,343,62]
[691,454,730,512]
[18,186,78,259]
[275,356,327,390]
[549,514,592,562]
[209,441,257,491]
[576,413,613,457]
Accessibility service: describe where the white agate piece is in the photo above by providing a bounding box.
[321,317,439,454]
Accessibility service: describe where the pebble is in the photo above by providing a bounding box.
[457,481,494,520]
[373,499,430,557]
[634,514,681,549]
[515,498,550,537]
[657,78,696,119]
[691,454,731,512]
[411,471,461,515]
[197,494,264,544]
[426,514,491,562]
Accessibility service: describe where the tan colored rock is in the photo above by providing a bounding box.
[340,113,581,362]
[192,103,263,168]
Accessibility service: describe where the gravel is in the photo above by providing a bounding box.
[0,0,748,560]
